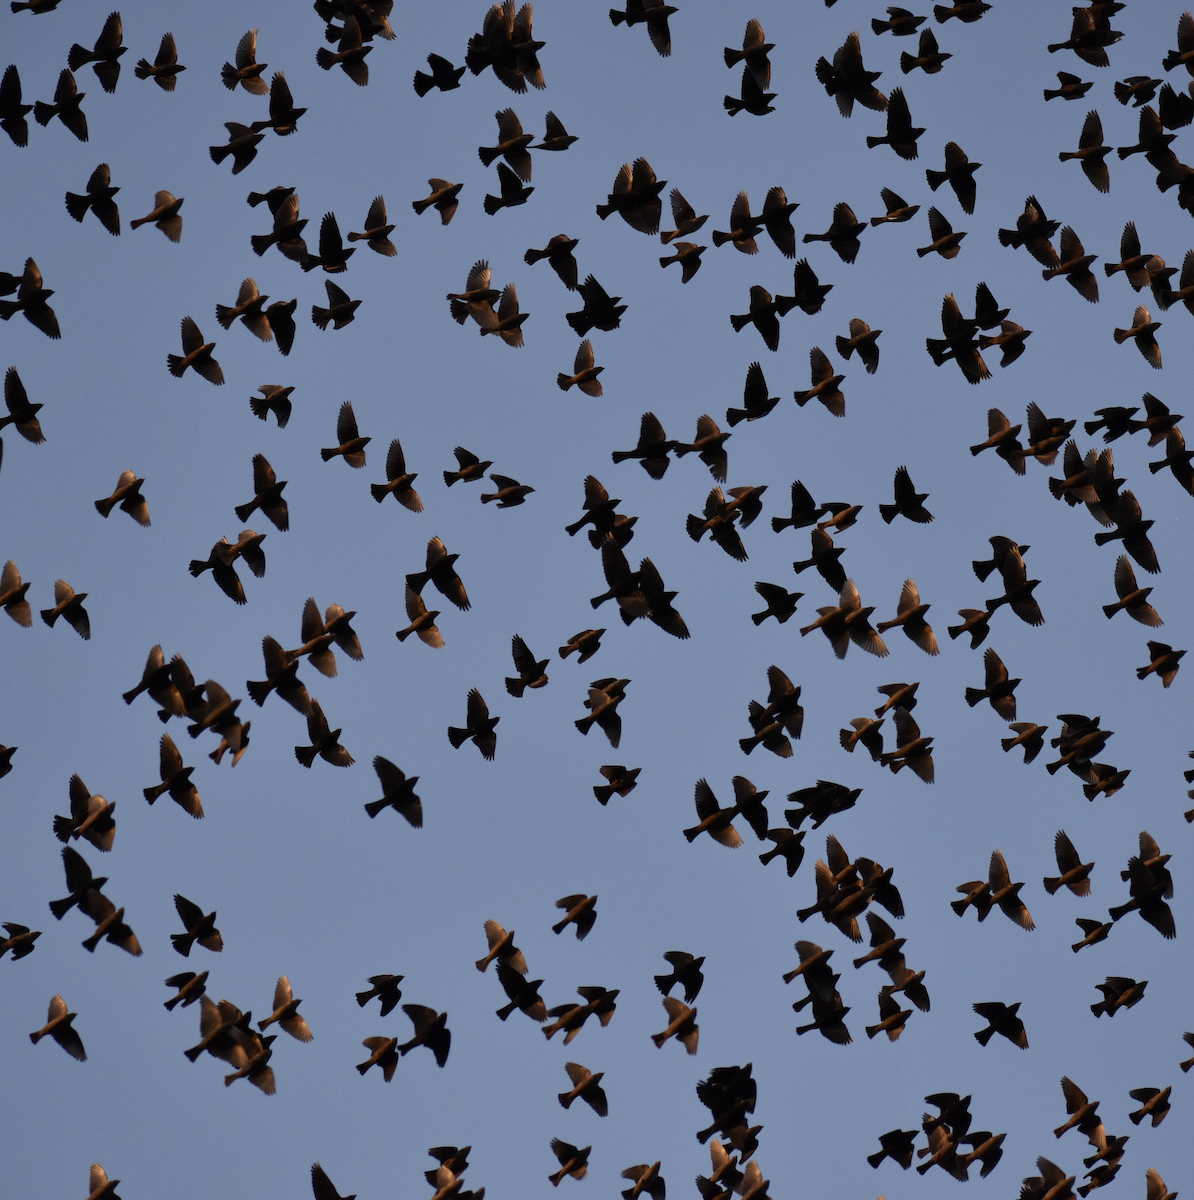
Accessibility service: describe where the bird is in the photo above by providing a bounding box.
[1000,723,1046,763]
[258,976,312,1042]
[321,401,370,467]
[448,689,498,759]
[865,87,923,158]
[163,971,208,1013]
[30,995,86,1060]
[879,706,933,781]
[477,282,528,346]
[504,636,548,696]
[252,70,305,135]
[316,15,371,85]
[356,1035,399,1081]
[816,31,887,117]
[309,1164,354,1200]
[0,259,60,339]
[398,1004,450,1066]
[355,974,403,1017]
[171,895,222,956]
[567,276,627,336]
[558,341,604,396]
[65,163,120,235]
[1043,226,1100,302]
[794,348,846,417]
[536,110,577,151]
[1091,975,1147,1017]
[674,414,730,481]
[655,951,705,1002]
[1044,832,1094,897]
[575,678,631,747]
[593,765,640,806]
[964,648,1020,719]
[1104,555,1161,625]
[751,582,802,627]
[609,0,676,58]
[479,108,533,180]
[926,141,980,212]
[143,733,202,816]
[33,69,88,141]
[553,894,598,938]
[413,179,463,225]
[1137,641,1185,688]
[901,28,951,74]
[302,212,355,273]
[484,163,534,215]
[221,28,267,94]
[475,920,527,976]
[92,470,148,527]
[835,319,881,374]
[725,67,777,116]
[363,757,421,825]
[135,32,185,89]
[0,64,33,146]
[167,317,223,385]
[408,536,469,610]
[917,206,966,258]
[549,1140,591,1187]
[1128,1087,1171,1127]
[880,466,933,523]
[234,455,288,531]
[789,257,834,313]
[443,446,493,486]
[312,280,361,330]
[1113,306,1162,368]
[52,775,115,852]
[0,921,39,960]
[803,202,866,263]
[250,191,308,262]
[558,1062,607,1116]
[973,1001,1028,1048]
[876,580,938,655]
[40,580,90,639]
[560,629,604,663]
[295,699,354,768]
[395,587,442,650]
[370,440,423,511]
[525,234,579,289]
[413,53,465,95]
[127,190,184,242]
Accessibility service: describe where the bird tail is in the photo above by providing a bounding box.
[557,373,574,391]
[39,606,59,627]
[447,725,471,749]
[566,311,592,337]
[595,202,616,220]
[208,140,233,164]
[712,230,736,247]
[294,744,319,768]
[232,501,255,523]
[82,927,104,953]
[64,191,91,223]
[963,687,985,708]
[215,303,238,330]
[1092,529,1120,547]
[865,135,886,149]
[838,728,856,751]
[949,898,971,917]
[315,47,337,72]
[246,679,273,707]
[878,503,898,523]
[311,306,332,331]
[609,8,627,26]
[730,313,753,333]
[574,715,594,736]
[364,797,392,818]
[167,354,189,378]
[900,51,917,74]
[738,735,759,754]
[33,102,57,127]
[593,785,613,805]
[170,933,195,956]
[686,513,707,542]
[52,814,73,843]
[973,1026,995,1046]
[477,146,502,168]
[49,896,76,920]
[1043,876,1063,895]
[793,389,812,407]
[482,193,504,216]
[650,1032,668,1048]
[505,676,527,698]
[835,335,855,360]
[94,495,118,518]
[412,70,434,97]
[723,96,744,116]
[249,234,274,256]
[248,395,273,422]
[925,168,947,191]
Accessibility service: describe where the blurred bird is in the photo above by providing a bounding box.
[651,999,698,1053]
[871,187,920,225]
[163,971,208,1012]
[0,259,61,338]
[559,1062,607,1116]
[594,765,640,805]
[1091,975,1147,1017]
[815,31,887,117]
[835,319,881,374]
[1001,723,1047,763]
[356,974,403,1016]
[363,757,421,825]
[901,28,951,74]
[567,275,627,335]
[1045,71,1093,101]
[316,15,371,85]
[609,0,676,57]
[597,158,666,234]
[93,470,147,527]
[414,54,465,95]
[549,1140,591,1187]
[477,283,527,346]
[552,894,597,939]
[1137,641,1184,687]
[877,580,938,655]
[221,28,267,94]
[258,976,312,1042]
[1043,226,1100,302]
[53,774,115,852]
[356,1035,399,1081]
[448,689,498,759]
[560,629,604,663]
[127,190,183,241]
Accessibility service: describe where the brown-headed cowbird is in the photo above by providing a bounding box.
[0,259,60,339]
[917,206,966,258]
[559,1062,607,1115]
[609,1,676,58]
[560,629,604,663]
[448,688,498,759]
[866,87,923,158]
[661,188,709,243]
[1113,305,1162,367]
[356,974,403,1016]
[815,31,887,117]
[171,894,221,956]
[65,163,120,235]
[964,648,1019,719]
[567,275,627,335]
[370,439,422,510]
[973,1001,1027,1048]
[878,705,933,780]
[804,202,865,263]
[52,774,115,852]
[316,15,371,85]
[1045,831,1094,896]
[876,579,938,655]
[95,470,149,526]
[414,54,465,96]
[553,893,597,939]
[143,733,202,816]
[40,579,90,639]
[364,756,421,824]
[295,698,354,768]
[312,281,361,330]
[901,28,951,74]
[164,970,208,1011]
[793,348,846,416]
[30,994,86,1060]
[651,998,698,1052]
[221,28,267,94]
[594,764,640,805]
[549,1140,591,1187]
[1043,225,1100,301]
[597,157,665,233]
[167,317,223,385]
[526,234,579,289]
[413,179,463,226]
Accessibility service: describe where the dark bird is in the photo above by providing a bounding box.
[1091,975,1147,1017]
[675,414,730,481]
[999,194,1062,266]
[163,970,208,1011]
[479,108,533,180]
[395,586,442,650]
[0,921,39,960]
[1137,641,1185,688]
[789,257,834,313]
[478,283,528,346]
[973,1001,1027,1048]
[448,689,498,759]
[171,895,222,957]
[65,164,120,235]
[414,53,465,95]
[356,1035,399,1081]
[971,408,1026,473]
[443,446,493,486]
[751,582,802,626]
[303,212,355,273]
[129,190,183,241]
[964,648,1020,719]
[143,733,202,816]
[609,0,677,58]
[724,359,779,427]
[1113,305,1162,368]
[536,110,577,151]
[506,635,549,695]
[552,893,597,939]
[408,536,469,610]
[596,158,666,234]
[370,440,422,511]
[793,348,846,417]
[413,179,463,226]
[835,319,881,374]
[867,1128,918,1170]
[316,15,372,86]
[1094,491,1158,574]
[495,963,546,1022]
[661,188,708,245]
[526,234,579,290]
[871,189,921,229]
[926,141,980,213]
[549,1140,591,1187]
[917,206,966,258]
[725,18,773,88]
[865,87,923,159]
[1128,1087,1171,1127]
[0,258,60,339]
[880,466,933,524]
[1043,226,1100,302]
[878,705,933,781]
[245,636,309,715]
[725,64,776,117]
[29,994,86,1061]
[901,28,951,74]
[250,190,308,262]
[655,951,705,1002]
[1044,831,1094,897]
[312,280,361,330]
[651,999,698,1053]
[759,828,807,876]
[793,526,847,592]
[559,1062,607,1116]
[594,764,640,805]
[560,629,604,663]
[40,579,90,639]
[135,32,185,89]
[557,340,604,396]
[815,31,887,118]
[1104,555,1161,625]
[0,64,33,146]
[1001,722,1046,763]
[355,974,403,1016]
[484,161,535,215]
[234,455,288,531]
[321,401,370,467]
[309,1164,353,1200]
[167,317,223,385]
[209,122,263,174]
[52,774,115,852]
[465,0,546,93]
[575,677,631,747]
[295,699,354,768]
[771,480,830,533]
[252,71,305,135]
[567,276,627,336]
[611,412,675,480]
[876,579,938,655]
[803,202,865,264]
[985,541,1043,627]
[33,69,88,141]
[364,757,421,825]
[221,28,267,94]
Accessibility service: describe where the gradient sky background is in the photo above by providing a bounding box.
[1,2,1192,1197]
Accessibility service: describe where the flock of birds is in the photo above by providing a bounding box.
[2,2,1192,1199]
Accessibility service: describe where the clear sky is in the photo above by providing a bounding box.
[1,2,1190,1198]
